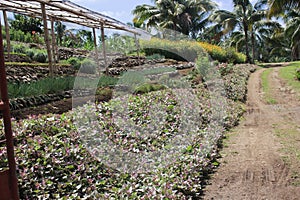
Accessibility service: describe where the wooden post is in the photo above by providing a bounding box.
[0,18,20,200]
[51,18,57,70]
[3,10,11,62]
[92,27,99,66]
[100,23,108,73]
[134,34,140,62]
[41,3,53,76]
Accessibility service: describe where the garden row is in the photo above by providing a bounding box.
[0,59,256,199]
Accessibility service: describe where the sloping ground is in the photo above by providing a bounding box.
[204,67,300,199]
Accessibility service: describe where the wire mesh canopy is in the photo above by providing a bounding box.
[0,0,147,36]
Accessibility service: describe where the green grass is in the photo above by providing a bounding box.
[274,123,300,186]
[8,75,119,99]
[5,62,71,67]
[279,61,300,96]
[261,68,277,104]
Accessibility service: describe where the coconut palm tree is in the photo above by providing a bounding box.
[283,9,300,60]
[210,0,271,63]
[268,0,300,16]
[55,21,66,46]
[132,0,216,37]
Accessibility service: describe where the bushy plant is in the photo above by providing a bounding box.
[66,57,82,70]
[79,59,97,74]
[32,50,47,63]
[25,49,35,60]
[141,38,207,62]
[296,68,300,81]
[134,83,166,94]
[198,42,246,64]
[12,43,27,54]
[198,42,227,62]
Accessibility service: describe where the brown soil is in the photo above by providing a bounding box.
[203,67,300,199]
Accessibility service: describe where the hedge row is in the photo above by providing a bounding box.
[141,38,246,64]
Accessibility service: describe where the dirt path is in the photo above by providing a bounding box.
[203,67,300,199]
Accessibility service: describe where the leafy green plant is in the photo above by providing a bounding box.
[79,59,97,74]
[134,83,166,94]
[12,43,27,54]
[296,68,300,81]
[66,57,82,70]
[8,76,75,98]
[32,50,47,63]
[141,38,207,62]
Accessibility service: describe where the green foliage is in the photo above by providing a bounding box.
[141,38,207,62]
[32,50,47,63]
[10,14,43,34]
[79,59,97,74]
[296,68,300,81]
[8,77,75,99]
[134,83,166,94]
[198,40,246,64]
[66,57,82,70]
[105,34,136,55]
[0,60,256,198]
[25,49,35,60]
[195,56,212,80]
[146,53,165,60]
[11,43,26,54]
[279,62,300,94]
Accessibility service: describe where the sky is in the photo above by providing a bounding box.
[71,0,258,24]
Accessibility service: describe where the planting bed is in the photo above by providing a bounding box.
[0,57,257,198]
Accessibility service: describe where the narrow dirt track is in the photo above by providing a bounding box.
[203,67,300,199]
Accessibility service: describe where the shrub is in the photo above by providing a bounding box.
[32,50,47,63]
[25,49,35,60]
[296,68,300,81]
[198,42,246,64]
[134,83,166,94]
[198,42,227,62]
[141,38,207,62]
[67,57,81,70]
[79,59,97,74]
[12,43,26,54]
[146,53,165,60]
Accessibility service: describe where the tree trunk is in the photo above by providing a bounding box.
[251,31,255,63]
[243,23,251,63]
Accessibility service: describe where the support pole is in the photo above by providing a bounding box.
[51,18,57,70]
[134,34,140,63]
[92,28,99,66]
[100,23,108,73]
[3,10,11,62]
[0,18,19,200]
[41,3,53,76]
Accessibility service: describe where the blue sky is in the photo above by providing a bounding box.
[71,0,257,24]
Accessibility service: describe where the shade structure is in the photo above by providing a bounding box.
[0,0,147,35]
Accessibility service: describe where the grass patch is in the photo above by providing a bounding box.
[5,62,71,67]
[261,68,277,104]
[275,123,300,186]
[279,61,300,97]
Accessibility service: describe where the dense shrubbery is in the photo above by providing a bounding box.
[296,68,300,81]
[79,59,97,74]
[141,38,246,64]
[141,38,207,62]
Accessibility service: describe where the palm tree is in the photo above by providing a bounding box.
[268,0,300,16]
[132,0,216,37]
[55,21,66,46]
[210,0,270,63]
[284,9,300,60]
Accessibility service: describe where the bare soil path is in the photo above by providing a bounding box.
[203,67,300,199]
